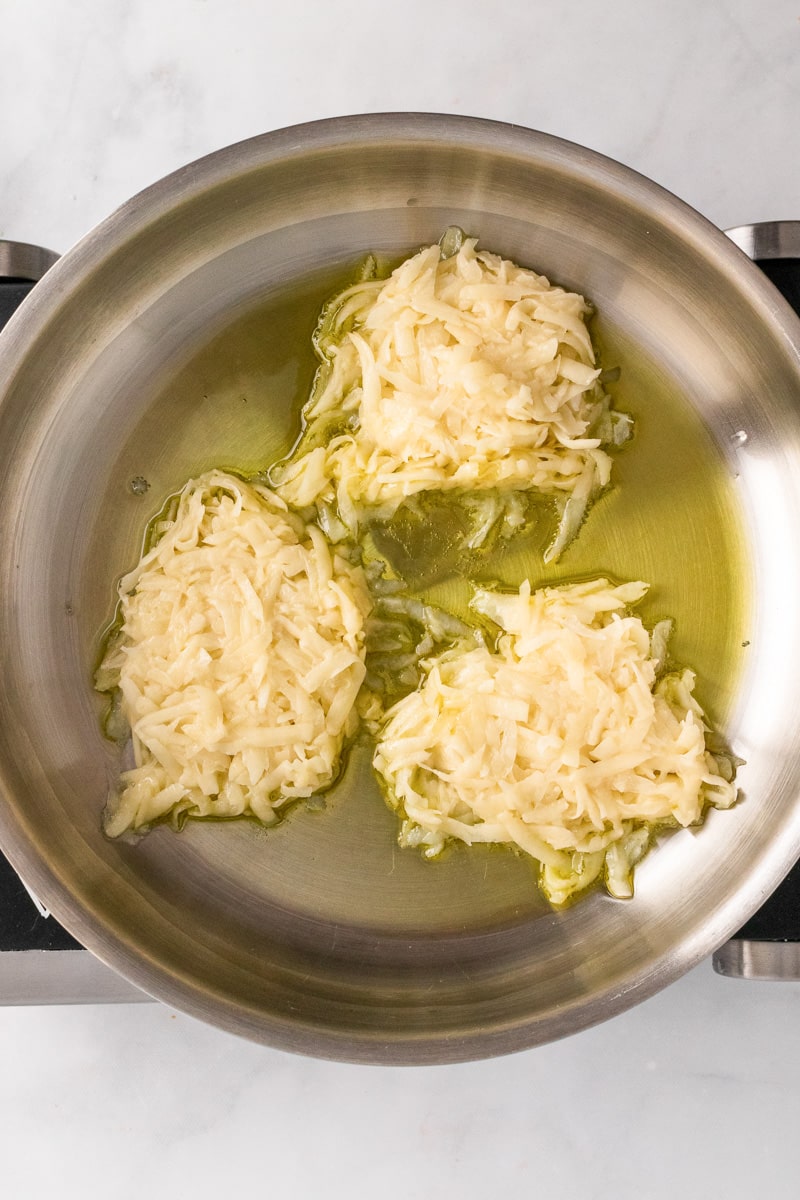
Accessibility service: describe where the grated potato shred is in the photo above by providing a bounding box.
[97,470,371,836]
[273,234,631,561]
[94,235,739,909]
[373,578,737,903]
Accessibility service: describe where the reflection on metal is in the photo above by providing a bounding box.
[725,221,800,261]
[0,240,59,282]
[714,219,800,985]
[0,951,151,1005]
[712,940,800,982]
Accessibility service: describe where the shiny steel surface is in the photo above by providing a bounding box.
[716,219,800,981]
[0,239,59,281]
[726,220,800,260]
[713,941,800,982]
[1,115,800,1062]
[0,952,149,1005]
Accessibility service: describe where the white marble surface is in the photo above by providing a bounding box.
[1,1,800,1195]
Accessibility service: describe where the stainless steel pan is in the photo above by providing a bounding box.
[1,113,800,1063]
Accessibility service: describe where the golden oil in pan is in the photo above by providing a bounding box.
[111,260,749,732]
[413,325,749,731]
[97,265,750,931]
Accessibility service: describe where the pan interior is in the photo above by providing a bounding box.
[2,123,799,1061]
[81,246,747,982]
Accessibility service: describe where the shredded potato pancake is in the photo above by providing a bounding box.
[274,232,631,560]
[373,578,736,903]
[97,470,371,836]
[95,234,739,907]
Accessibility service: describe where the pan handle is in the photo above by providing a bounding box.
[0,239,59,331]
[713,220,800,981]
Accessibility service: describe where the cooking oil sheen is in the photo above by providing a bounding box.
[125,270,748,744]
[93,262,750,930]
